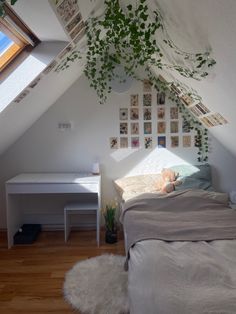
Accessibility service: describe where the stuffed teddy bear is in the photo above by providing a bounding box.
[156,168,182,193]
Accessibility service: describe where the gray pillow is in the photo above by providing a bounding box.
[170,164,212,191]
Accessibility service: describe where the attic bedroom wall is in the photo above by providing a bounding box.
[0,74,236,229]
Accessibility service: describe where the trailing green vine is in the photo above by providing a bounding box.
[0,0,18,17]
[84,0,216,104]
[144,69,209,162]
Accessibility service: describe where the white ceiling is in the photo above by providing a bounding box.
[13,0,69,42]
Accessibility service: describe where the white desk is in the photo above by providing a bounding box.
[6,173,101,248]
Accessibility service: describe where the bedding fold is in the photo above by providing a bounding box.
[121,189,236,254]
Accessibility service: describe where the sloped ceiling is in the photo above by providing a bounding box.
[148,0,236,157]
[1,0,236,158]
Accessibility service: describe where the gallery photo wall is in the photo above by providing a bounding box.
[110,80,193,150]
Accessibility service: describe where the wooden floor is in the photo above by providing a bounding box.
[0,230,125,314]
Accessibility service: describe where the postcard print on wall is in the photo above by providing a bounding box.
[144,122,152,134]
[158,136,166,148]
[130,94,139,107]
[130,108,139,120]
[145,137,152,149]
[66,12,82,32]
[143,79,152,92]
[157,107,165,120]
[29,75,42,89]
[143,93,152,106]
[58,44,74,60]
[183,135,191,147]
[120,123,128,135]
[182,118,191,133]
[157,92,165,105]
[131,137,140,148]
[57,0,79,24]
[110,137,118,149]
[143,108,152,120]
[170,121,179,133]
[157,122,166,134]
[14,89,30,103]
[170,107,178,120]
[70,21,85,39]
[171,136,179,148]
[43,60,58,75]
[131,122,139,135]
[120,108,128,120]
[120,137,128,148]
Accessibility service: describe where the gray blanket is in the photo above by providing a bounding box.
[120,189,236,254]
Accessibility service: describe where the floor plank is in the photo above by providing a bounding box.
[0,230,125,313]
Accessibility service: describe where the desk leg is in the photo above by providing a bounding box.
[64,210,70,242]
[6,194,22,249]
[96,208,100,247]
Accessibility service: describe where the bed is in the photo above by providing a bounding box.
[115,164,236,314]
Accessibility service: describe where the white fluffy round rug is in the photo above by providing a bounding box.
[64,254,129,314]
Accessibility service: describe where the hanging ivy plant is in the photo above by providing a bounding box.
[0,0,18,17]
[84,0,216,104]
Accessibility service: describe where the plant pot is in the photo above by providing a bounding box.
[105,230,117,244]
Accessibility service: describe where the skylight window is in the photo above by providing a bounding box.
[0,3,40,76]
[0,29,22,71]
[0,31,13,54]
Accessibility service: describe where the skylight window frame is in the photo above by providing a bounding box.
[0,3,40,78]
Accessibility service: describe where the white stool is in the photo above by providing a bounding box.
[64,202,100,246]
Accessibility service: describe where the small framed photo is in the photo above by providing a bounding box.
[144,137,152,149]
[143,93,152,106]
[57,0,79,24]
[70,21,85,39]
[200,117,214,128]
[110,137,118,149]
[120,123,128,135]
[120,137,128,148]
[120,108,128,120]
[143,108,152,120]
[144,122,152,134]
[131,137,140,148]
[157,92,165,105]
[66,12,82,33]
[171,136,179,148]
[170,107,178,119]
[131,122,139,135]
[195,103,210,115]
[14,89,30,103]
[170,121,179,133]
[189,106,201,117]
[183,135,191,147]
[58,43,74,59]
[29,75,42,88]
[157,122,166,134]
[158,136,166,148]
[181,94,194,106]
[130,108,139,120]
[143,79,152,92]
[73,28,86,43]
[43,60,58,74]
[130,94,139,107]
[157,107,165,120]
[182,118,191,133]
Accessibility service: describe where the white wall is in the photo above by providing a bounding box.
[0,74,236,229]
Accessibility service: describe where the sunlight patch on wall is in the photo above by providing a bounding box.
[0,55,47,112]
[110,147,137,162]
[125,148,197,177]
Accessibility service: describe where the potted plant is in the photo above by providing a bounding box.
[103,202,118,244]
